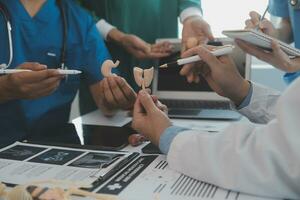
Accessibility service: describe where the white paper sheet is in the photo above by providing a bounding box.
[0,142,132,189]
[96,155,277,200]
[72,110,132,127]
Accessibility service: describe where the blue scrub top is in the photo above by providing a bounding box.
[0,0,110,145]
[269,0,300,84]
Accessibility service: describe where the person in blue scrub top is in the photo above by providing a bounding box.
[0,0,137,147]
[243,0,300,84]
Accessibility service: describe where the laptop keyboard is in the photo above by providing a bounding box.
[160,99,230,110]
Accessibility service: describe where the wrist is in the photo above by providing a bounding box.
[154,122,172,146]
[183,15,202,25]
[107,28,126,44]
[230,79,250,106]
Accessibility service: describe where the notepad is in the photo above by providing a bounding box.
[223,29,300,57]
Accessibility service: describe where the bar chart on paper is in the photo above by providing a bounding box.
[97,155,275,200]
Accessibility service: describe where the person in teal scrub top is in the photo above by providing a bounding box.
[243,0,300,84]
[78,0,213,114]
[0,0,137,146]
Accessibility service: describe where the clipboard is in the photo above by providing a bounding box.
[223,29,300,57]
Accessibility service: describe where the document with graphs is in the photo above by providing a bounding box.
[0,142,136,190]
[96,155,277,200]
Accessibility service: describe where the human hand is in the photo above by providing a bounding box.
[121,34,173,59]
[107,29,172,59]
[150,41,173,58]
[181,16,214,53]
[236,39,300,73]
[132,90,171,146]
[180,46,250,105]
[2,62,63,100]
[98,76,137,116]
[245,11,277,37]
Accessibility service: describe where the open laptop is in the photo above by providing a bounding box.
[152,38,251,120]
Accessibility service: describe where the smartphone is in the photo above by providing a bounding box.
[27,124,132,151]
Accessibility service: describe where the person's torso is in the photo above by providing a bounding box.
[0,0,93,140]
[87,0,180,42]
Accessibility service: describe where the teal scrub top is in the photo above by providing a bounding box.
[269,0,300,84]
[0,0,110,145]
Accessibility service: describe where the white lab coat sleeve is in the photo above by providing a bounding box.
[232,82,281,124]
[96,19,116,41]
[166,79,300,199]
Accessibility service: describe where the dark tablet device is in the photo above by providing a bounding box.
[81,125,133,150]
[27,123,133,151]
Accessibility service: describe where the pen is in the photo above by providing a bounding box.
[255,5,269,31]
[159,45,234,68]
[97,152,139,182]
[0,69,31,74]
[0,69,82,75]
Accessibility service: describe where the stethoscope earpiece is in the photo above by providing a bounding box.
[290,0,300,9]
[291,0,297,6]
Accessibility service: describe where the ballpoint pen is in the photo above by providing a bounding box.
[159,45,234,68]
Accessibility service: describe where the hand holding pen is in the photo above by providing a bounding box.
[0,62,64,101]
[244,9,278,38]
[159,45,234,83]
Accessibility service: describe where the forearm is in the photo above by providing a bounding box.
[95,19,125,44]
[0,75,14,103]
[167,122,300,199]
[107,28,125,44]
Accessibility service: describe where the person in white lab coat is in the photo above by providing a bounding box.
[131,40,300,199]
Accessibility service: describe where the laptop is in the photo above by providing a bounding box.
[152,38,251,120]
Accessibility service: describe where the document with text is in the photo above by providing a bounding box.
[0,142,135,190]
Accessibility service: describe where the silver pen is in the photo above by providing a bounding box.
[255,5,269,31]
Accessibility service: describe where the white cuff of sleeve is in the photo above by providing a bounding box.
[96,19,116,41]
[180,7,203,23]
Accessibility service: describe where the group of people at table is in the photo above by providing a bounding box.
[0,0,299,198]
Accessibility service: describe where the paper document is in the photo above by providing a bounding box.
[72,110,132,127]
[96,155,276,200]
[0,142,135,190]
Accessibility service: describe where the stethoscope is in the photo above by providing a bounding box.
[290,0,300,9]
[0,0,68,70]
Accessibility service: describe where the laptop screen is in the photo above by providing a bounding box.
[156,42,247,92]
[157,52,212,91]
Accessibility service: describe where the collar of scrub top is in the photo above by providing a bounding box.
[0,0,68,70]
